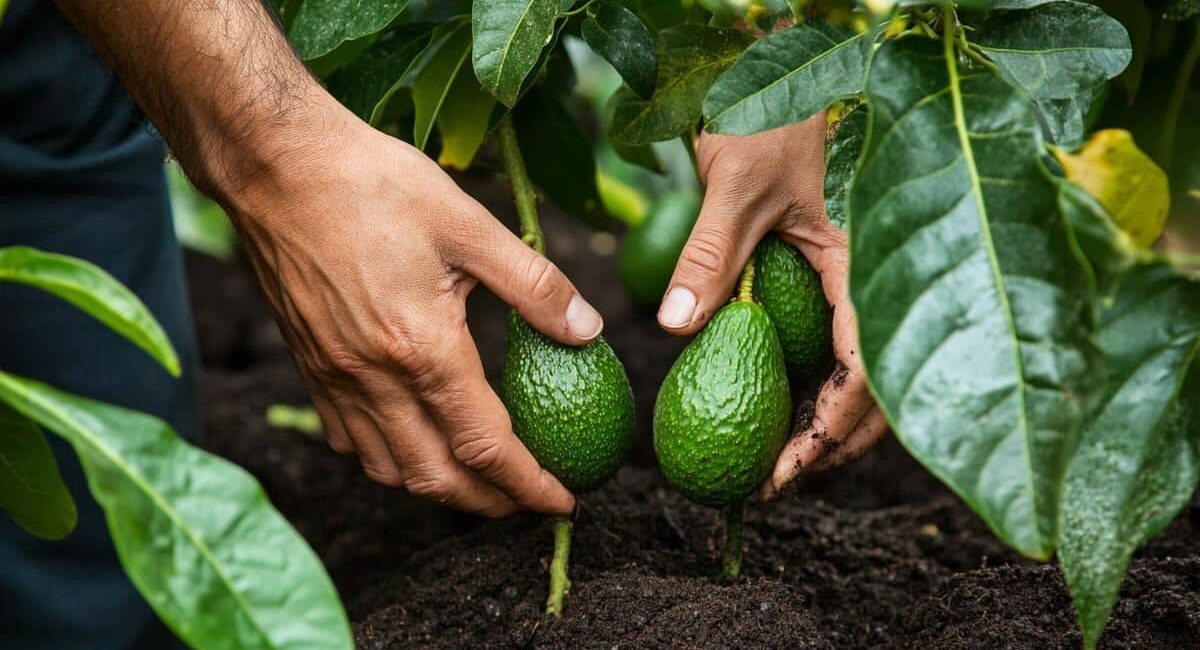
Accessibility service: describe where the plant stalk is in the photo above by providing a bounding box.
[1159,20,1200,168]
[737,261,755,303]
[546,516,573,616]
[684,125,701,183]
[722,500,746,579]
[497,113,545,254]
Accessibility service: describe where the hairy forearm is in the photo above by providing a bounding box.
[54,0,332,205]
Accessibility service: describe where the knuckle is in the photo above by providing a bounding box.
[405,472,454,503]
[681,228,736,278]
[327,435,354,455]
[375,326,426,373]
[361,461,404,488]
[451,431,507,476]
[522,255,564,304]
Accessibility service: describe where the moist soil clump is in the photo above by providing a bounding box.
[189,171,1200,649]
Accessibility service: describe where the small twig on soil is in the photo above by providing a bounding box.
[546,517,573,616]
[497,113,544,254]
[722,500,746,579]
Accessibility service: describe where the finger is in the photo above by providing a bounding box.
[452,215,602,347]
[761,364,875,498]
[345,390,521,518]
[807,406,889,474]
[658,192,772,335]
[294,362,355,454]
[334,398,408,489]
[408,319,576,516]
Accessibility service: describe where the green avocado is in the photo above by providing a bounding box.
[753,235,833,380]
[653,300,791,507]
[619,191,701,308]
[500,312,635,492]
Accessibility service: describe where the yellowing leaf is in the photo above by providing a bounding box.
[1054,130,1170,248]
[435,66,496,170]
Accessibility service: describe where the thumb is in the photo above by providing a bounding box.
[658,196,767,335]
[462,221,603,346]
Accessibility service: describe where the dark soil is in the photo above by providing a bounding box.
[189,170,1200,649]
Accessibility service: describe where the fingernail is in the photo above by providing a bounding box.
[566,294,603,340]
[658,287,697,329]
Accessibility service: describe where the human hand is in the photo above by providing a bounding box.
[222,98,602,518]
[655,115,889,497]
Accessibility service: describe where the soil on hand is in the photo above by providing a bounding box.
[190,171,1200,649]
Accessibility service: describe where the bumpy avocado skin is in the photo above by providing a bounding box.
[753,235,833,380]
[500,312,635,492]
[653,301,792,508]
[619,191,701,308]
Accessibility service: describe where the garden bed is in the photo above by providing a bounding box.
[189,172,1200,649]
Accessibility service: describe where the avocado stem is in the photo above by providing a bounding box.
[497,113,545,255]
[722,500,745,579]
[546,516,573,616]
[736,262,755,303]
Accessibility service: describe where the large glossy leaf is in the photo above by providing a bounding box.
[413,20,473,150]
[0,402,76,540]
[824,107,865,230]
[609,25,754,145]
[1055,186,1200,650]
[326,23,439,125]
[289,0,409,60]
[848,37,1096,560]
[0,247,180,377]
[974,1,1130,146]
[582,0,657,99]
[471,0,561,106]
[703,23,874,135]
[974,1,1131,100]
[0,371,352,650]
[515,88,607,228]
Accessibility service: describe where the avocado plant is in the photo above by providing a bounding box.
[277,0,1200,643]
[0,247,352,649]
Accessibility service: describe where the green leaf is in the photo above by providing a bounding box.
[1033,87,1101,148]
[974,1,1131,101]
[515,87,608,228]
[326,23,439,125]
[824,107,866,230]
[1166,0,1200,21]
[848,37,1096,560]
[703,23,874,135]
[0,371,353,650]
[0,403,76,540]
[289,0,410,60]
[582,0,658,99]
[610,25,754,145]
[0,247,180,377]
[1057,260,1200,650]
[471,0,561,106]
[620,0,686,32]
[413,20,473,150]
[435,63,498,169]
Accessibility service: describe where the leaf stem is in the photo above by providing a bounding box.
[684,125,702,184]
[1158,19,1200,168]
[497,113,545,254]
[737,261,755,303]
[546,516,573,616]
[721,500,745,579]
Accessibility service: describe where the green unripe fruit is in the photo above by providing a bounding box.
[500,312,634,492]
[619,191,701,308]
[753,235,833,380]
[653,300,792,507]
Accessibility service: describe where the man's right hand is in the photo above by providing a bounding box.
[225,100,599,518]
